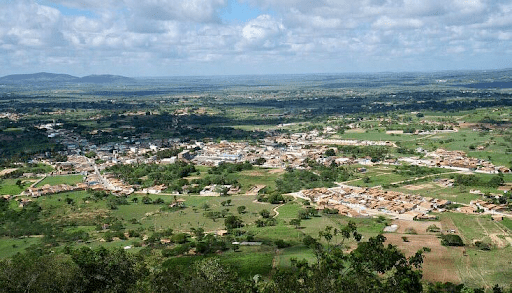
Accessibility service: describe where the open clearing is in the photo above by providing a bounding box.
[385,218,461,284]
[403,183,435,191]
[385,233,462,284]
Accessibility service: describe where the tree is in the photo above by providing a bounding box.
[255,157,266,165]
[298,209,310,219]
[142,196,152,204]
[202,203,210,211]
[224,215,243,230]
[237,206,246,214]
[255,219,266,227]
[266,229,424,293]
[289,218,301,229]
[259,209,271,218]
[204,211,221,222]
[324,149,336,157]
[70,246,147,293]
[191,227,205,241]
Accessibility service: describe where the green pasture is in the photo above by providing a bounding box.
[0,179,31,195]
[36,175,84,187]
[0,237,42,258]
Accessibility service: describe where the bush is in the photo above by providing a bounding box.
[275,239,290,249]
[475,241,491,251]
[405,228,417,235]
[440,234,464,246]
[426,224,440,233]
[171,233,188,244]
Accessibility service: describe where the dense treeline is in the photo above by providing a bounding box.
[336,145,390,161]
[0,199,50,237]
[0,127,64,162]
[275,164,354,194]
[106,161,197,189]
[452,173,504,188]
[208,161,253,174]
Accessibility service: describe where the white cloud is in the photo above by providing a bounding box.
[0,0,511,75]
[238,14,286,50]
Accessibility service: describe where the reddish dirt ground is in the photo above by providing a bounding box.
[384,219,462,283]
[385,233,462,283]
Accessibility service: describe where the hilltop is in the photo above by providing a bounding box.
[0,72,135,84]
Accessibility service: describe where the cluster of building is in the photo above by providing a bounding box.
[400,148,510,174]
[297,185,450,219]
[0,112,22,121]
[199,184,240,196]
[188,137,389,168]
[23,182,88,197]
[469,200,509,214]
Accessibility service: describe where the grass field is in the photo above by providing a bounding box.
[0,179,31,195]
[227,168,281,192]
[35,175,85,187]
[277,245,316,267]
[440,212,512,287]
[0,237,42,258]
[220,246,275,277]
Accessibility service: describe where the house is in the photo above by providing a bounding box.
[491,215,503,221]
[143,184,167,194]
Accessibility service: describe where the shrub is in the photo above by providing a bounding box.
[426,224,440,233]
[475,241,491,251]
[405,228,417,234]
[440,234,464,246]
[275,239,290,249]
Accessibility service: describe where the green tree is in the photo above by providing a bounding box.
[70,246,147,293]
[224,215,243,230]
[289,218,301,229]
[237,205,246,214]
[260,209,271,218]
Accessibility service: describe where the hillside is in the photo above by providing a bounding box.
[0,72,134,84]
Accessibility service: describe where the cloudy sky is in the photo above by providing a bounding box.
[0,0,511,76]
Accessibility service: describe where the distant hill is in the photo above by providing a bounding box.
[78,74,135,83]
[0,72,79,83]
[0,72,134,84]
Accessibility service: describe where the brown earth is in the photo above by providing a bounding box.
[385,219,462,283]
[403,183,435,191]
[268,168,285,174]
[385,233,462,284]
[0,168,17,176]
[392,219,442,234]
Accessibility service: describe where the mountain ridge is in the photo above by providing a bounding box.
[0,72,135,84]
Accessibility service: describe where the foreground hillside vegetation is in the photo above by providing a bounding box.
[2,71,512,292]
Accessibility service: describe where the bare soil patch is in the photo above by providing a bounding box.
[385,233,462,284]
[345,128,366,133]
[403,183,435,191]
[0,168,17,176]
[392,219,442,234]
[267,168,285,174]
[488,234,509,248]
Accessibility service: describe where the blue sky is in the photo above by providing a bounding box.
[0,0,511,76]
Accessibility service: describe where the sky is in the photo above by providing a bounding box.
[0,0,511,77]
